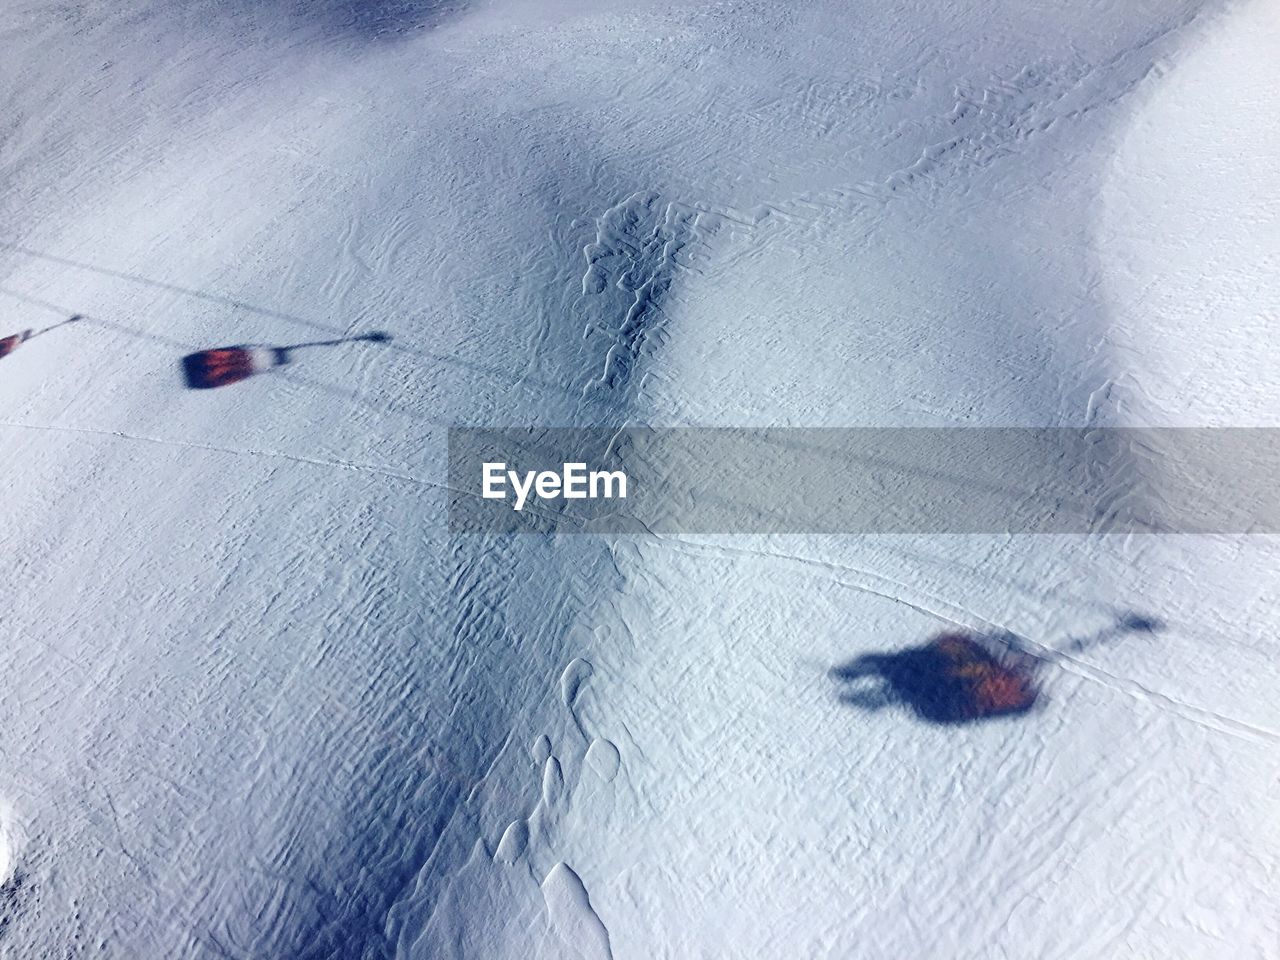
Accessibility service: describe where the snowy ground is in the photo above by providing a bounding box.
[0,0,1277,957]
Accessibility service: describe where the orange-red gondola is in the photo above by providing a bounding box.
[929,633,1039,718]
[182,347,262,389]
[0,330,32,359]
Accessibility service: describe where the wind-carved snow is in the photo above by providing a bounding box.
[494,820,529,865]
[0,802,21,891]
[541,863,614,960]
[579,192,754,398]
[0,0,1277,957]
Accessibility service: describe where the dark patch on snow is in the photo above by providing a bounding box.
[1059,611,1163,654]
[832,632,1043,724]
[833,615,1163,724]
[268,0,469,42]
[180,332,391,389]
[0,870,32,943]
[579,192,707,399]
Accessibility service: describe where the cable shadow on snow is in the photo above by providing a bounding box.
[181,332,392,389]
[0,241,348,337]
[0,315,83,361]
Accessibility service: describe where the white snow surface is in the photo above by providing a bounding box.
[0,0,1277,957]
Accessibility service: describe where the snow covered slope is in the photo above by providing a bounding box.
[0,0,1276,957]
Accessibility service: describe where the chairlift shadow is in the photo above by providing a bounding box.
[181,331,392,390]
[0,314,84,360]
[830,614,1160,725]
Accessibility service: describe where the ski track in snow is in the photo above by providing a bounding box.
[562,3,1211,423]
[0,418,445,493]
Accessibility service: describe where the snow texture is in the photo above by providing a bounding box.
[0,0,1277,957]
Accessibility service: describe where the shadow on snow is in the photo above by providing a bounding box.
[0,315,83,361]
[831,614,1161,724]
[181,331,392,389]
